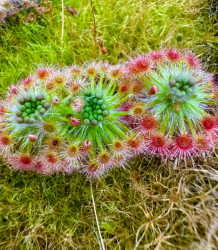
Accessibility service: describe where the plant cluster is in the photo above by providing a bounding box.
[0,0,48,23]
[0,62,133,178]
[0,48,217,178]
[125,48,217,166]
[0,0,19,22]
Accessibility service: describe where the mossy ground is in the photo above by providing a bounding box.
[0,0,218,249]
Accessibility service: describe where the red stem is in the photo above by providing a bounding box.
[90,0,96,60]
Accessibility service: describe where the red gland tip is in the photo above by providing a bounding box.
[176,135,193,150]
[51,97,60,105]
[149,85,158,95]
[9,85,19,95]
[201,116,215,131]
[29,134,38,143]
[84,139,92,149]
[70,117,81,127]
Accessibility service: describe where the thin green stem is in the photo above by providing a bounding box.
[61,0,64,67]
[26,142,32,154]
[186,116,196,135]
[154,103,168,117]
[95,130,104,152]
[107,123,126,138]
[107,93,120,104]
[90,134,96,158]
[111,95,129,109]
[91,77,95,92]
[160,112,169,134]
[102,124,115,140]
[169,119,176,138]
[77,129,85,141]
[90,0,97,60]
[178,110,186,134]
[104,80,114,96]
[108,83,117,96]
[98,74,104,91]
[102,81,108,91]
[98,127,110,144]
[119,123,131,134]
[112,111,129,116]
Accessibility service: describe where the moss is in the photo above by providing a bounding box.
[0,0,217,90]
[1,158,218,249]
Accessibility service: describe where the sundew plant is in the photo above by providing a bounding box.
[124,48,217,165]
[0,62,143,178]
[0,49,217,179]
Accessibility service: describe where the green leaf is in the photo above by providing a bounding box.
[61,125,70,136]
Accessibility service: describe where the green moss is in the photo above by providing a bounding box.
[0,0,217,92]
[1,158,218,249]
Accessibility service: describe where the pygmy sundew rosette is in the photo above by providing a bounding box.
[124,48,218,165]
[0,63,140,178]
[50,62,135,178]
